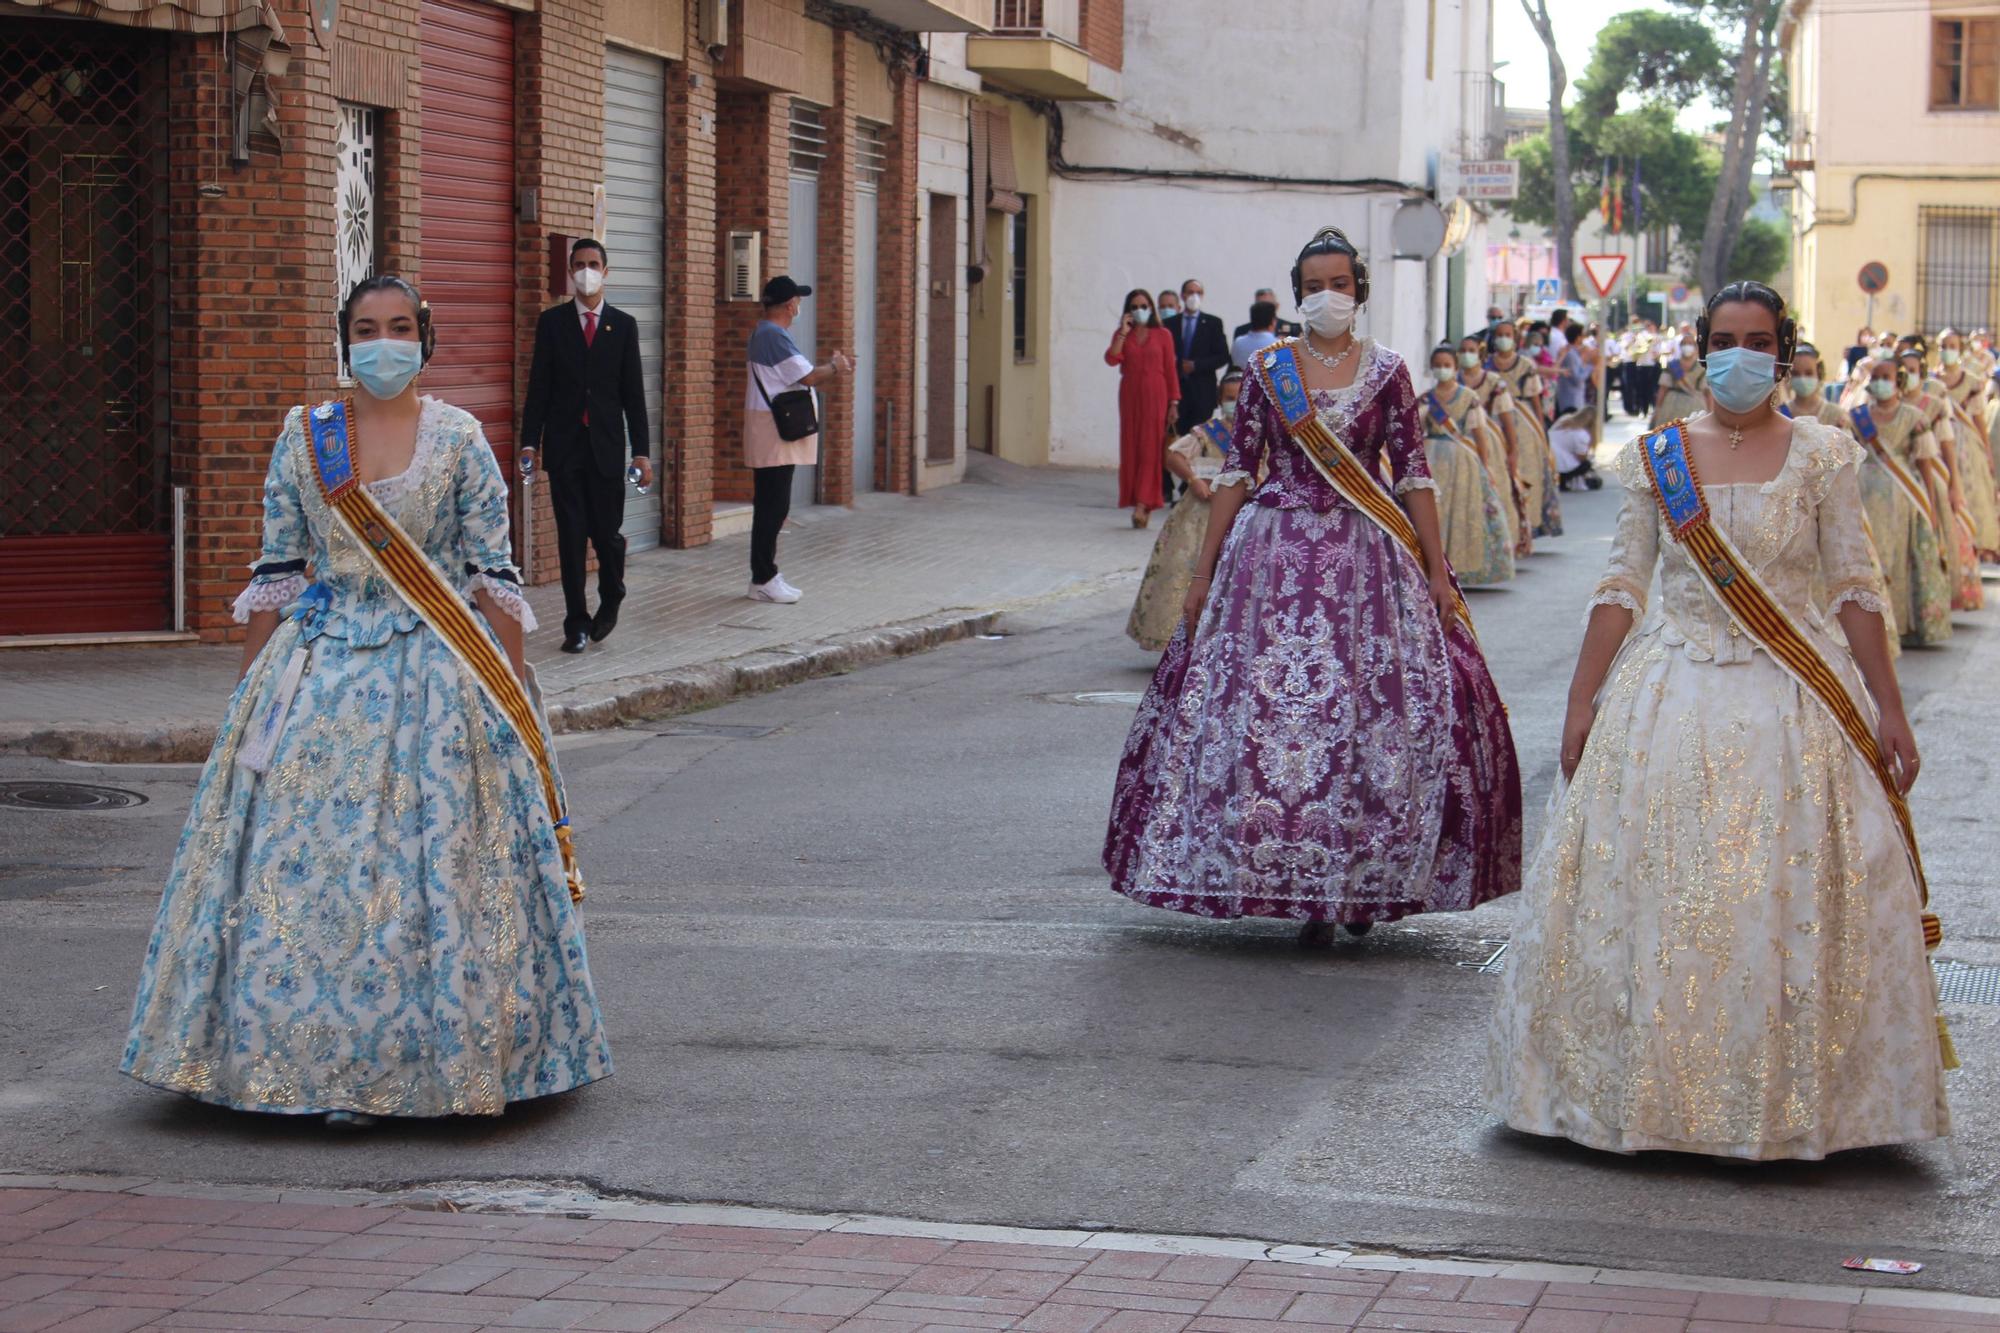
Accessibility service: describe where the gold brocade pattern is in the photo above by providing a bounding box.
[1487,420,1949,1159]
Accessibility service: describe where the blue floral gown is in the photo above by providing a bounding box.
[122,397,613,1117]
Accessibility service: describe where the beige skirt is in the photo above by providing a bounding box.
[746,410,820,470]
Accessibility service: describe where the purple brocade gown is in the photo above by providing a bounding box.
[1103,340,1523,925]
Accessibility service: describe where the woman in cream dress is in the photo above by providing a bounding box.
[1898,351,1986,608]
[1488,283,1949,1159]
[1458,335,1535,555]
[1847,356,1956,645]
[1420,346,1515,586]
[1485,321,1562,537]
[1649,340,1707,430]
[1926,335,1999,555]
[1127,374,1242,650]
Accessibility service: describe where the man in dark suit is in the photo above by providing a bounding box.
[1233,288,1302,341]
[1165,278,1231,438]
[521,238,652,654]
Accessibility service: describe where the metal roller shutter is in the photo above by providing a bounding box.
[419,0,517,474]
[603,47,666,551]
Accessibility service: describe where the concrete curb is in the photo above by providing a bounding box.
[0,573,1134,765]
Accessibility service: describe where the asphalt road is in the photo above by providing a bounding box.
[5,435,2000,1294]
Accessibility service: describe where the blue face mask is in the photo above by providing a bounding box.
[348,337,424,399]
[1704,345,1777,413]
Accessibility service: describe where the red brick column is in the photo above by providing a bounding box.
[171,2,347,641]
[876,56,921,495]
[814,31,858,507]
[712,89,787,508]
[663,3,718,548]
[511,0,605,587]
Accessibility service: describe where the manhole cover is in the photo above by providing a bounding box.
[1935,962,2000,1006]
[0,781,147,812]
[1046,691,1145,707]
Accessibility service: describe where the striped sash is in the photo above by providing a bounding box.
[1254,342,1476,636]
[304,399,586,904]
[1637,423,1947,1062]
[1849,405,1939,532]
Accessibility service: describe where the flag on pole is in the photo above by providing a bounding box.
[1611,163,1624,233]
[1600,157,1612,221]
[1630,158,1643,232]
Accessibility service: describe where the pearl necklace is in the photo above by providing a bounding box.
[1300,333,1358,373]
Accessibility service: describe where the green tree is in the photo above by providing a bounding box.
[1724,216,1788,285]
[1679,0,1786,292]
[1572,11,1726,124]
[1589,104,1721,265]
[1520,0,1580,298]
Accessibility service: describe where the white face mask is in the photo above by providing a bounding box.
[1298,289,1357,338]
[1129,306,1152,325]
[573,267,605,298]
[1182,294,1201,314]
[1218,398,1237,421]
[1431,366,1456,384]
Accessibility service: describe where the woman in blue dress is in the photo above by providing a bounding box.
[121,277,612,1125]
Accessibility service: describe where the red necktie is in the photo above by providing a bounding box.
[582,310,597,425]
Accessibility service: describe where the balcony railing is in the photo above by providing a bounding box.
[1459,72,1508,161]
[991,0,1079,46]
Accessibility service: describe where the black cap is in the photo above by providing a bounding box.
[761,275,813,306]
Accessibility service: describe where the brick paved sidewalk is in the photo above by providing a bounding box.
[0,456,1143,762]
[2,1179,1995,1333]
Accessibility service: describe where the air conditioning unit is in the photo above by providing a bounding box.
[727,230,762,301]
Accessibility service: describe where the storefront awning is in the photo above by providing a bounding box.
[7,0,283,38]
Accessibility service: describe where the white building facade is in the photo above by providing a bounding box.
[1043,0,1500,468]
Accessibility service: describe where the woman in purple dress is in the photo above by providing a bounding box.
[1103,228,1522,945]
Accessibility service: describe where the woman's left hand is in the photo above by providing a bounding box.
[1878,710,1921,794]
[1429,571,1456,622]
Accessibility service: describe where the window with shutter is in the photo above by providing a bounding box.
[1932,17,1999,110]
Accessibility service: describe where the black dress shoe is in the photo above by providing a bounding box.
[560,630,589,654]
[589,602,620,642]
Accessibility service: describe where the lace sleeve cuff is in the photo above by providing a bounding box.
[231,574,307,623]
[1585,583,1645,622]
[1394,476,1439,497]
[469,572,539,632]
[1826,582,1889,616]
[1213,470,1255,490]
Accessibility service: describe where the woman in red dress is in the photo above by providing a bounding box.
[1105,288,1181,528]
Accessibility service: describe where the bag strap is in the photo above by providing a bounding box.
[302,400,586,904]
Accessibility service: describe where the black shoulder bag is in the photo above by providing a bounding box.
[756,368,819,442]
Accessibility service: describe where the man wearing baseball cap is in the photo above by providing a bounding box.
[744,275,851,603]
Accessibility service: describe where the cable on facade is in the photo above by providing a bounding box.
[1032,100,1434,200]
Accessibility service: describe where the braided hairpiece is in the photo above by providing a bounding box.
[1291,226,1371,307]
[340,274,437,367]
[1696,280,1796,370]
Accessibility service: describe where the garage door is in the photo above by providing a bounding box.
[420,0,516,474]
[603,47,666,551]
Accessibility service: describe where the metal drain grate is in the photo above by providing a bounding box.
[0,781,147,812]
[1934,962,2000,1006]
[651,721,782,740]
[1459,943,2000,1006]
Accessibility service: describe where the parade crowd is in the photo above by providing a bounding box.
[112,224,1997,1174]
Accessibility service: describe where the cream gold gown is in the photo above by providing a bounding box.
[1486,420,1950,1159]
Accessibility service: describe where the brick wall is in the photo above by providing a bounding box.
[172,0,395,640]
[814,27,857,507]
[1079,0,1122,71]
[878,56,922,494]
[663,0,719,547]
[711,88,788,507]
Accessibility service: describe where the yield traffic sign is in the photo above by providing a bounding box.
[1580,254,1627,298]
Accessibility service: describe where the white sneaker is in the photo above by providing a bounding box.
[749,577,800,604]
